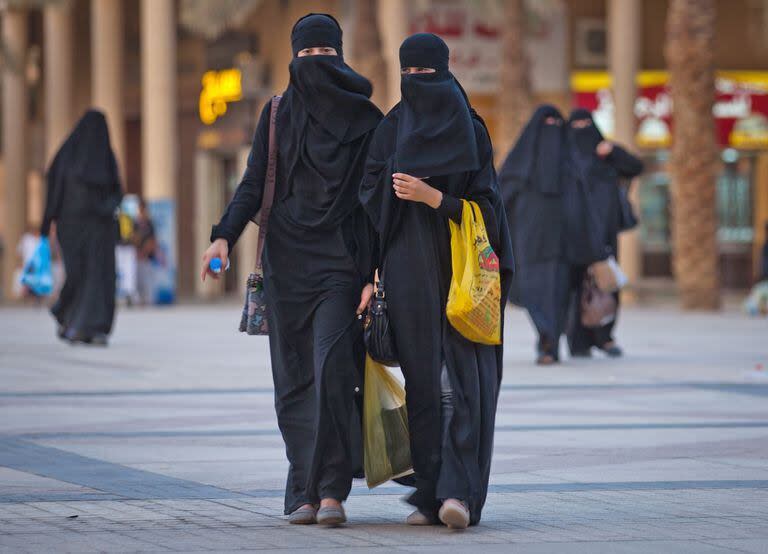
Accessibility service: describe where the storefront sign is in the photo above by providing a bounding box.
[572,70,768,149]
[199,68,243,125]
[409,0,502,93]
[409,0,568,94]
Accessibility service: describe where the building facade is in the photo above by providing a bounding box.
[1,0,766,302]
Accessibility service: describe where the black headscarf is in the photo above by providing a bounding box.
[41,110,121,235]
[567,108,604,171]
[63,110,119,186]
[394,33,480,177]
[499,104,564,199]
[279,13,382,229]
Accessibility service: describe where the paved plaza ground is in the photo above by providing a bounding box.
[1,301,767,553]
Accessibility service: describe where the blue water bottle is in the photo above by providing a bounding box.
[209,257,230,274]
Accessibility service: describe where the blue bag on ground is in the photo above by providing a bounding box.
[20,237,54,296]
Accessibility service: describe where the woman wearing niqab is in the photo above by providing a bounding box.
[499,105,570,364]
[202,14,382,526]
[564,109,643,357]
[41,110,123,345]
[360,33,514,528]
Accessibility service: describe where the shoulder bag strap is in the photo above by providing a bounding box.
[254,95,281,271]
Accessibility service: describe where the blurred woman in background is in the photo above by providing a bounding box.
[564,109,643,358]
[41,110,123,346]
[499,105,568,364]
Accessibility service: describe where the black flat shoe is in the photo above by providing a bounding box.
[65,330,108,346]
[599,342,623,358]
[570,349,592,358]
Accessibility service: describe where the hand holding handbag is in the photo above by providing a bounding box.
[239,95,281,336]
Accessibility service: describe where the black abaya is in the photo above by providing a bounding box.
[499,105,569,358]
[41,110,122,339]
[564,110,644,353]
[210,14,381,514]
[360,106,513,524]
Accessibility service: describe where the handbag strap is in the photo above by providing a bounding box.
[254,95,281,271]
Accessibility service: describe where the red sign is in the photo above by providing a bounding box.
[572,71,768,149]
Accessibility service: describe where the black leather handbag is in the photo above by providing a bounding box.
[364,280,399,367]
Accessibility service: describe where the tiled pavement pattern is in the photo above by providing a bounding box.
[1,303,767,553]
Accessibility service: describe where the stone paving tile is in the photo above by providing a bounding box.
[3,305,768,552]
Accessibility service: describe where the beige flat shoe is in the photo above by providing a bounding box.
[438,499,469,530]
[317,504,346,527]
[406,510,438,526]
[288,505,317,525]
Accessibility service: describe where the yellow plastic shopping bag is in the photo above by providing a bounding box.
[363,355,414,488]
[446,200,502,345]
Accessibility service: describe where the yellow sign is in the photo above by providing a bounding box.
[199,69,243,125]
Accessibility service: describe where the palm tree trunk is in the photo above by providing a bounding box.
[665,0,721,309]
[348,0,388,110]
[496,0,533,165]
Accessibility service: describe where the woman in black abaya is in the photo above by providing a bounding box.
[499,105,569,364]
[201,14,381,526]
[565,109,643,357]
[41,110,122,345]
[360,33,513,528]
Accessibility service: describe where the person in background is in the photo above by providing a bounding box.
[134,198,157,305]
[115,206,139,306]
[564,109,643,358]
[201,14,381,526]
[14,224,42,300]
[41,110,123,345]
[49,226,65,296]
[360,33,513,529]
[499,105,569,365]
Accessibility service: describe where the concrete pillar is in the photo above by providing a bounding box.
[141,0,177,201]
[2,9,28,299]
[194,151,225,299]
[44,0,74,162]
[91,0,125,177]
[377,0,408,111]
[141,0,178,299]
[608,0,642,302]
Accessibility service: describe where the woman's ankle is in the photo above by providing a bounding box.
[320,498,342,509]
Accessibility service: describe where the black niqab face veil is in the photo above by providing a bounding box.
[568,108,604,163]
[280,13,382,228]
[499,104,564,196]
[395,33,480,177]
